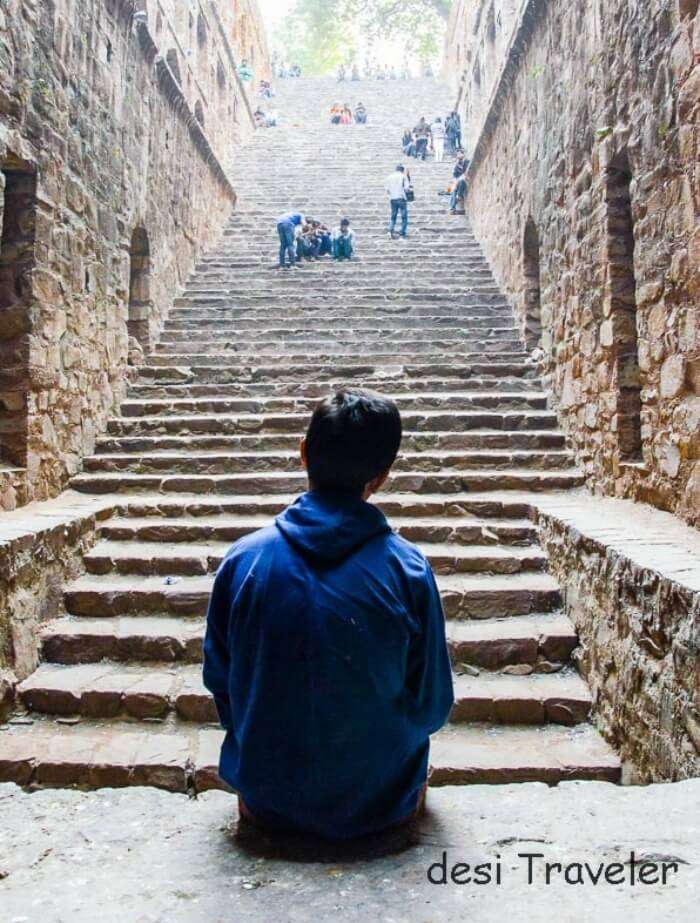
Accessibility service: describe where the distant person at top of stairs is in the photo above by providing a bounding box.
[351,63,361,81]
[354,102,368,124]
[237,59,253,82]
[276,211,305,269]
[332,218,355,260]
[203,390,454,840]
[337,64,347,82]
[386,164,411,239]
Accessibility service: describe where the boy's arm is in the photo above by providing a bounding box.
[203,560,235,731]
[405,562,455,736]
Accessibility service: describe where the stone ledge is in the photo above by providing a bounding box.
[0,780,697,920]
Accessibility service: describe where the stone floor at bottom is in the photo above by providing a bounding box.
[1,780,698,923]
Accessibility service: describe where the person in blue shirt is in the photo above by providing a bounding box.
[276,212,304,269]
[203,389,454,841]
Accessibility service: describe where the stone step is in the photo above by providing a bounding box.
[106,490,541,521]
[429,724,622,785]
[41,611,575,668]
[63,572,562,620]
[448,612,578,668]
[133,361,539,383]
[153,340,526,355]
[117,393,550,418]
[104,409,560,436]
[99,513,539,546]
[96,431,567,455]
[18,663,590,727]
[0,721,621,792]
[145,351,531,367]
[84,449,574,476]
[70,469,584,497]
[82,539,548,578]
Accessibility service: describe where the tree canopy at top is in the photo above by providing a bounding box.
[274,0,453,75]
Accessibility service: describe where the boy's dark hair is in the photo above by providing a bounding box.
[340,217,350,227]
[305,390,402,495]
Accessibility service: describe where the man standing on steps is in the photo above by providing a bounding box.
[276,211,304,269]
[203,390,454,840]
[385,164,411,240]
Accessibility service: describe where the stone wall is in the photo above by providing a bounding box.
[0,0,260,511]
[446,0,700,527]
[536,499,700,783]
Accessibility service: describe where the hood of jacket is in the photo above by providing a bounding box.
[275,490,391,566]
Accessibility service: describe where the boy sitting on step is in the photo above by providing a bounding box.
[203,390,454,840]
[332,217,355,260]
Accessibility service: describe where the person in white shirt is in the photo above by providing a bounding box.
[385,164,410,239]
[431,117,446,162]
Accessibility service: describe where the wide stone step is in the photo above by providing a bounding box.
[105,409,560,437]
[82,539,548,578]
[18,663,589,727]
[157,325,519,343]
[63,572,561,620]
[127,380,544,401]
[99,513,539,546]
[96,431,567,455]
[153,339,525,356]
[71,468,584,497]
[145,351,531,367]
[117,393,549,418]
[133,361,539,384]
[100,491,544,521]
[41,610,575,668]
[0,721,621,792]
[84,449,574,476]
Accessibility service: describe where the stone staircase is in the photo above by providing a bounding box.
[1,77,621,792]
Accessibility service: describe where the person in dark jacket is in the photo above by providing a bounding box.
[276,211,304,268]
[203,390,454,841]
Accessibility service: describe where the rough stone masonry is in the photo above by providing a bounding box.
[0,0,265,512]
[447,0,700,527]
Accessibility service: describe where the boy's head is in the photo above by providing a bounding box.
[396,164,405,173]
[302,390,402,498]
[340,218,350,232]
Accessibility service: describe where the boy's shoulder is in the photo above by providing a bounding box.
[384,529,432,576]
[219,524,283,569]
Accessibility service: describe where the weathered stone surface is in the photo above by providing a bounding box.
[0,0,260,506]
[1,781,698,921]
[447,0,700,528]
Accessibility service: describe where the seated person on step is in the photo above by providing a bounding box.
[203,390,454,841]
[330,103,342,125]
[354,102,368,124]
[332,218,355,260]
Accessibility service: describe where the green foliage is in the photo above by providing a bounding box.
[274,0,452,75]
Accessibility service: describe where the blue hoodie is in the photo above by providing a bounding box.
[203,490,454,840]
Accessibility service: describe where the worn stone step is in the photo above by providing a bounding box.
[105,409,561,437]
[146,351,531,367]
[133,361,539,384]
[430,724,621,785]
[18,662,589,727]
[63,572,561,620]
[41,610,574,668]
[447,612,578,669]
[104,491,543,521]
[82,539,548,578]
[99,514,539,546]
[0,721,621,792]
[117,393,550,418]
[96,432,565,456]
[71,469,584,496]
[84,449,574,477]
[153,340,526,356]
[127,377,542,398]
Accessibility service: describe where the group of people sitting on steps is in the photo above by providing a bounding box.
[403,112,462,162]
[330,102,368,125]
[276,213,356,269]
